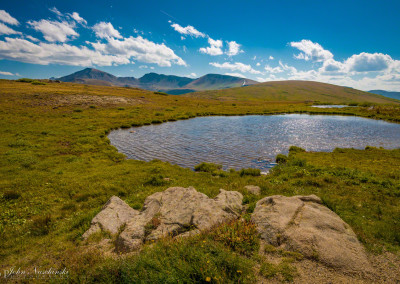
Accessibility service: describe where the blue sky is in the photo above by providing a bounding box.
[0,0,400,90]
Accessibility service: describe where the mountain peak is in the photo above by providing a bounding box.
[58,68,118,83]
[57,68,258,93]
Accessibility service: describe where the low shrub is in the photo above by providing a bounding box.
[16,78,34,83]
[194,162,222,173]
[239,168,261,177]
[276,154,288,164]
[288,146,306,153]
[207,219,260,256]
[289,158,306,167]
[30,215,52,236]
[154,91,168,96]
[145,175,168,186]
[31,80,46,85]
[2,190,21,200]
[213,170,228,177]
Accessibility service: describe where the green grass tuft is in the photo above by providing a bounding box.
[239,168,261,177]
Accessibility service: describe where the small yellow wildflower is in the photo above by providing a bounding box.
[237,270,242,273]
[205,276,211,282]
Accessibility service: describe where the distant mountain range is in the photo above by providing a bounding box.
[55,68,258,94]
[368,90,400,101]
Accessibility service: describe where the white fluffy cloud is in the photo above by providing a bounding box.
[210,62,261,74]
[269,56,274,60]
[93,22,122,39]
[170,23,205,38]
[284,39,400,89]
[91,36,186,67]
[319,59,344,74]
[0,23,21,35]
[258,57,400,91]
[0,18,186,68]
[345,52,392,72]
[200,38,223,56]
[186,72,197,78]
[49,7,62,17]
[291,39,333,62]
[0,37,129,66]
[225,72,246,78]
[25,35,39,42]
[278,61,297,74]
[169,22,242,56]
[0,10,185,69]
[318,53,398,75]
[28,19,78,42]
[226,41,242,56]
[200,39,243,56]
[264,64,283,73]
[0,70,18,76]
[0,10,19,26]
[69,12,87,25]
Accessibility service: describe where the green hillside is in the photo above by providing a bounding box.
[187,80,400,104]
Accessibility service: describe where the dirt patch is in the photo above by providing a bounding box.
[21,93,145,108]
[53,94,143,107]
[292,252,400,283]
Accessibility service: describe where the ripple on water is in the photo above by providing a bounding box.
[108,114,400,170]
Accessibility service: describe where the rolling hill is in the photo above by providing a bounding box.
[186,80,400,104]
[57,68,258,94]
[368,90,400,101]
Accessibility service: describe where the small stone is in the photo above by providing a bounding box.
[244,185,261,195]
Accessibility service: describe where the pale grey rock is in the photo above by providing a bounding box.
[251,195,372,273]
[82,196,139,239]
[116,187,243,252]
[214,188,243,216]
[244,185,261,195]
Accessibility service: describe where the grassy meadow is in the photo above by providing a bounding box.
[1,79,400,282]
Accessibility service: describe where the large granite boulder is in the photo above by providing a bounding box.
[251,195,372,273]
[82,196,139,239]
[116,187,243,252]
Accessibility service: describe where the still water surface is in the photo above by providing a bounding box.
[108,114,400,170]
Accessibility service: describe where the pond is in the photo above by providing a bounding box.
[311,105,355,108]
[108,114,400,171]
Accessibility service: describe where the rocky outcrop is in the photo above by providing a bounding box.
[244,185,261,195]
[82,196,139,239]
[251,195,372,273]
[116,187,243,252]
